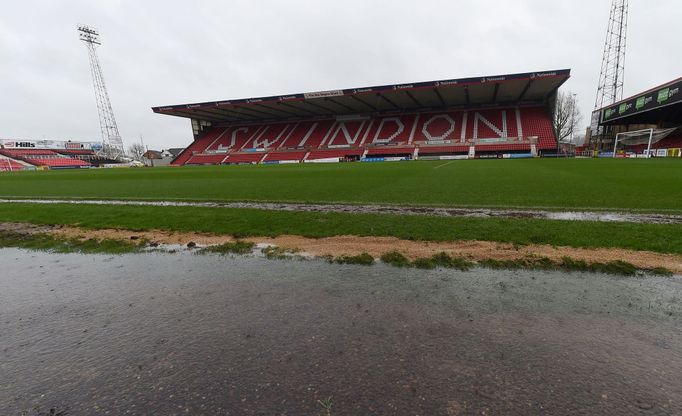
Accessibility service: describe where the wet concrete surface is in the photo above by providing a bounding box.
[3,198,682,224]
[1,249,682,415]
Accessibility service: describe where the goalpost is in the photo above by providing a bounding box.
[613,128,653,158]
[612,127,678,158]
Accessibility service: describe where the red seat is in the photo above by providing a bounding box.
[24,157,90,167]
[520,108,556,149]
[0,149,58,157]
[306,149,363,160]
[366,147,414,155]
[171,128,228,166]
[170,105,558,165]
[264,151,306,162]
[418,145,470,154]
[475,143,531,152]
[186,154,227,165]
[0,158,25,171]
[653,135,682,149]
[223,153,265,164]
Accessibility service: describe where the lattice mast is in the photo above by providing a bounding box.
[78,25,125,159]
[595,0,629,110]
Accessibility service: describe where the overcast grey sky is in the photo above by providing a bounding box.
[1,0,679,150]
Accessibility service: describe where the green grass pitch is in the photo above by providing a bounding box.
[1,158,681,212]
[1,202,680,254]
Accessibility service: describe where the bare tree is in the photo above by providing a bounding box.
[128,143,145,161]
[554,91,583,144]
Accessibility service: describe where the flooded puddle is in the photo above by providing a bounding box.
[2,198,682,224]
[1,249,682,415]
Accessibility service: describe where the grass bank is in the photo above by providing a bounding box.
[1,203,681,254]
[1,228,672,277]
[0,229,141,254]
[380,251,671,276]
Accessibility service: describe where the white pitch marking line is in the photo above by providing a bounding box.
[433,161,456,169]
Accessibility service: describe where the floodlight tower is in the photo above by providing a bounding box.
[595,0,629,110]
[78,25,125,159]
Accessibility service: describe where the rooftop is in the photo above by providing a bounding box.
[152,69,570,124]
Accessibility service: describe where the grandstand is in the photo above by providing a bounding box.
[591,77,682,157]
[0,140,107,171]
[152,70,569,166]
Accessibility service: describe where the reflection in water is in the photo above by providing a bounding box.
[1,249,681,415]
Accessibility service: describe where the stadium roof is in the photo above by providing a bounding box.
[152,69,570,124]
[598,76,682,126]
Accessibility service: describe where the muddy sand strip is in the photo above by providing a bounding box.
[4,222,676,274]
[2,198,682,224]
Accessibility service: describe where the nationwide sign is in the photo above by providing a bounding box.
[601,78,682,123]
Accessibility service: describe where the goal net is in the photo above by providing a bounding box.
[613,127,678,156]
